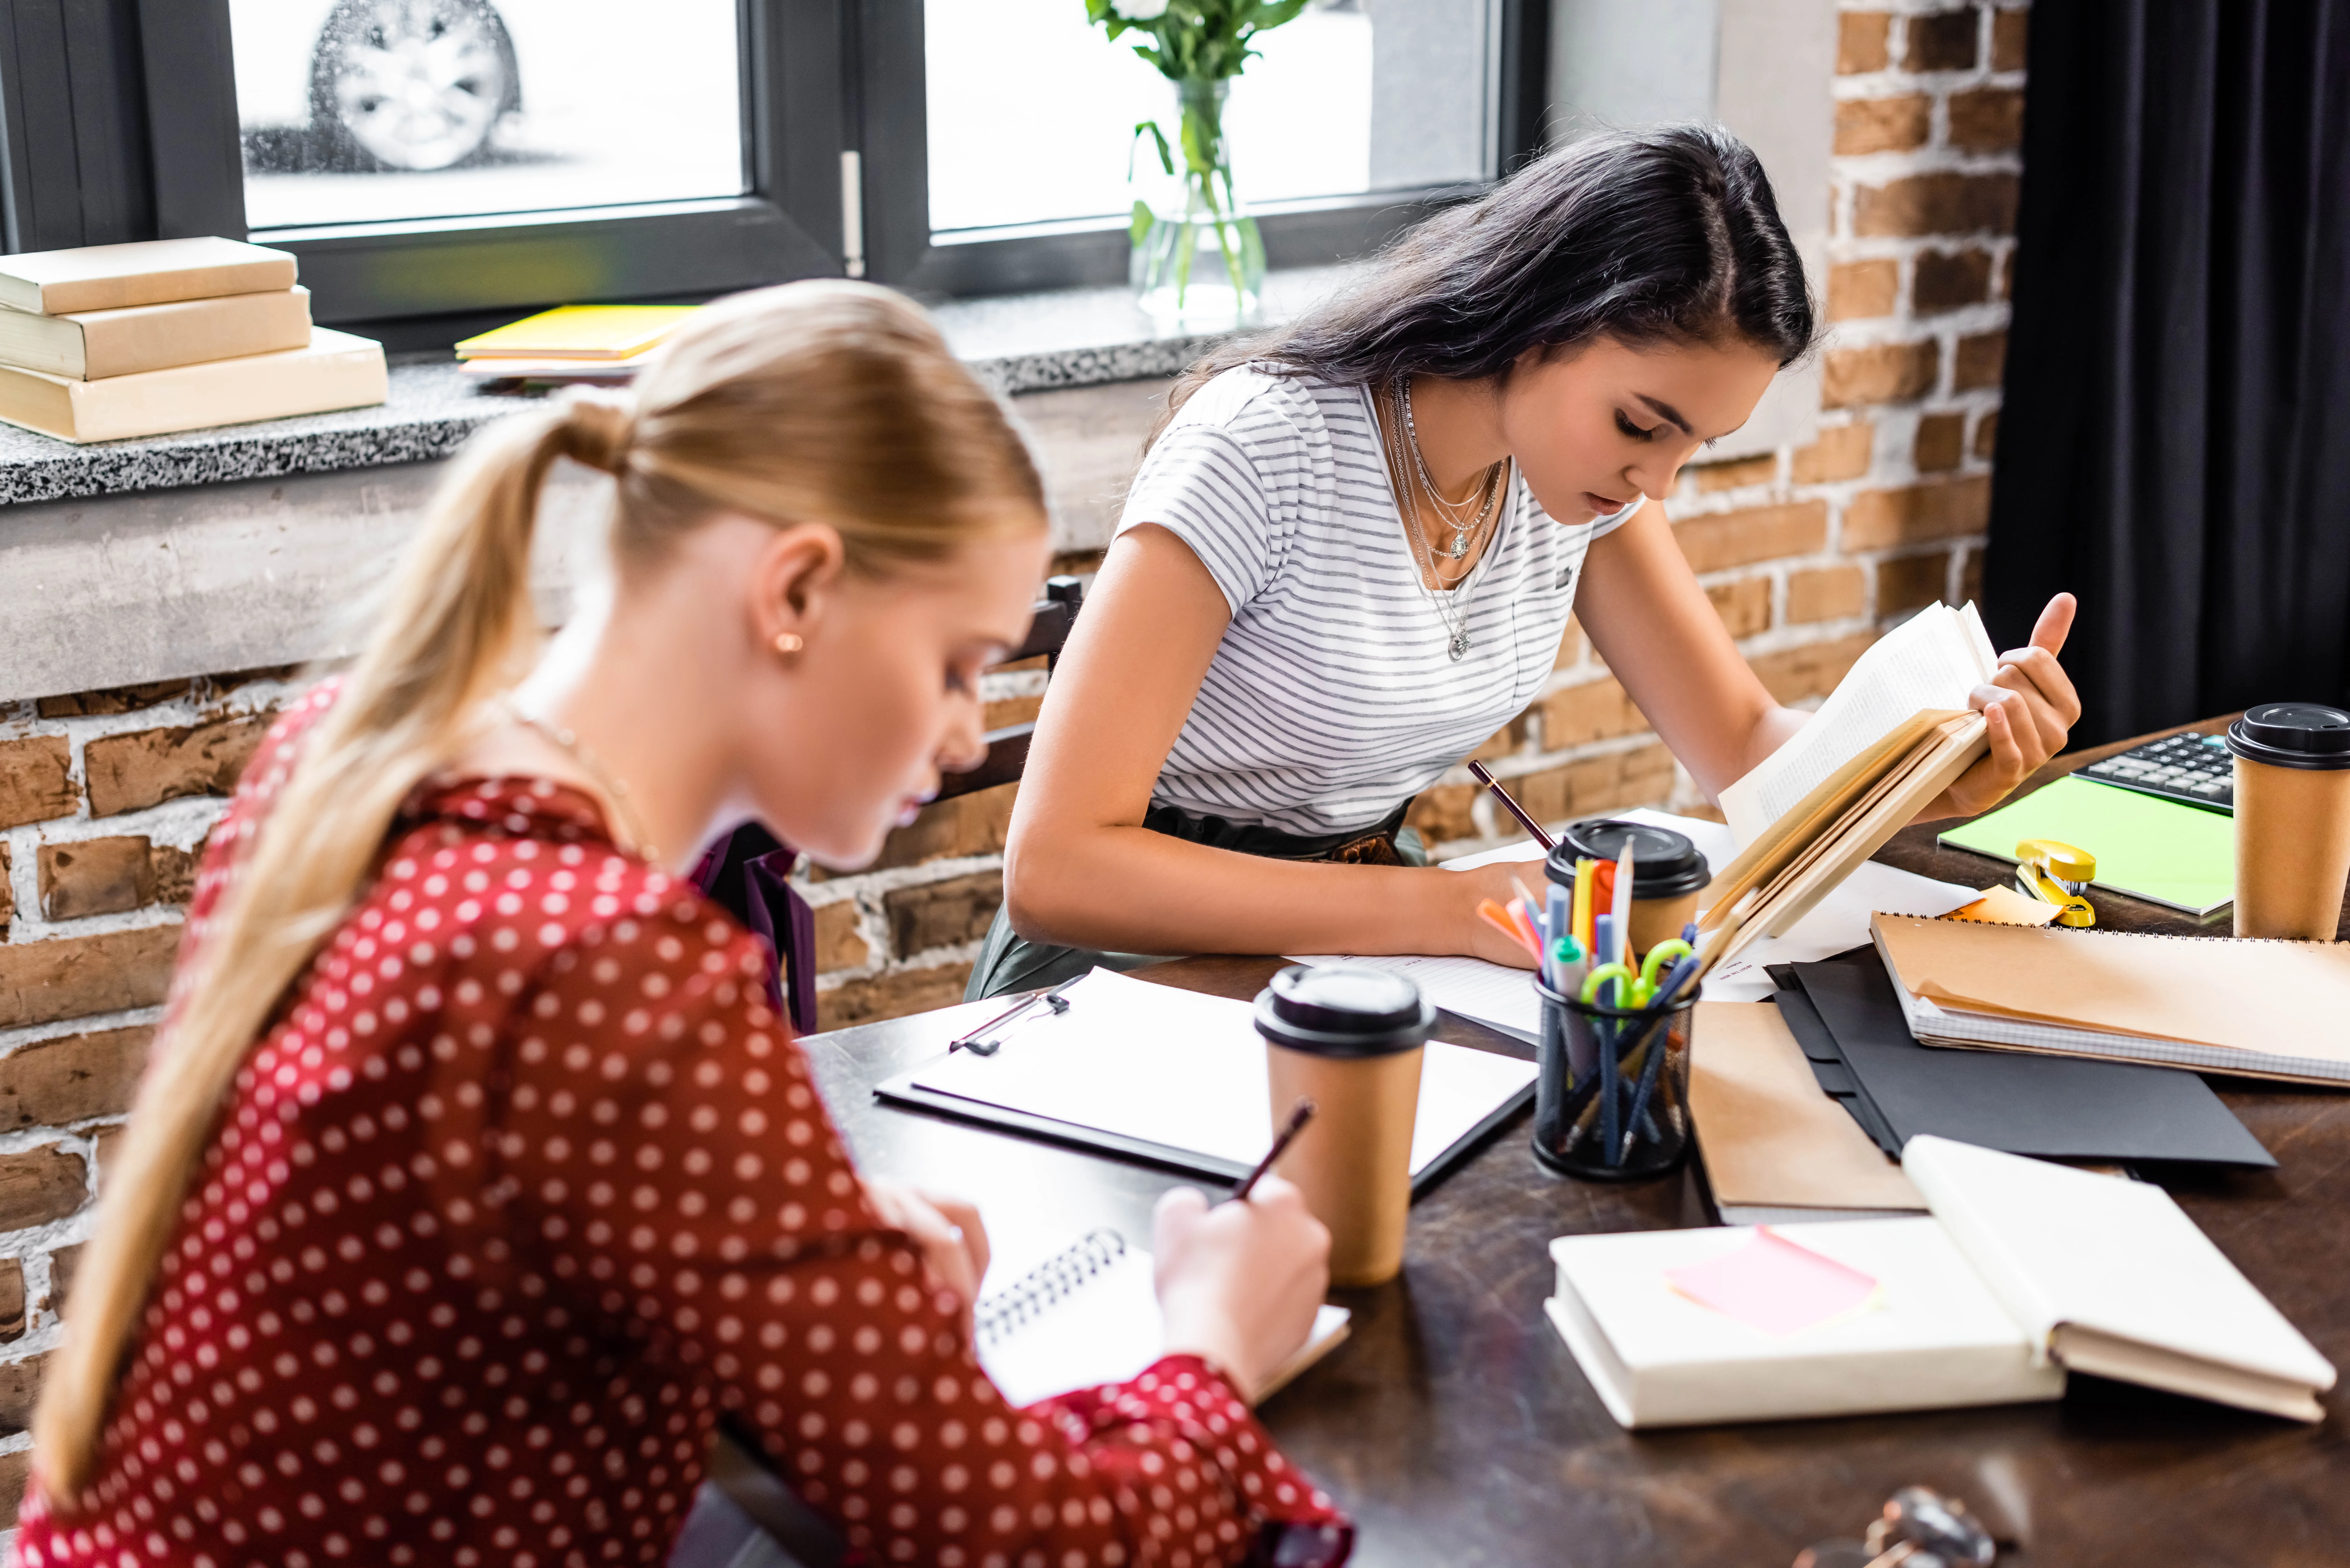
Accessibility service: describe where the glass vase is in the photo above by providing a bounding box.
[1130,79,1266,326]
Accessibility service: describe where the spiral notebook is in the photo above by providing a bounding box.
[977,1230,1352,1409]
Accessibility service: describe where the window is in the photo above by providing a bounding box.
[0,0,1545,332]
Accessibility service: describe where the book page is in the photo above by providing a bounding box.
[1721,603,1999,845]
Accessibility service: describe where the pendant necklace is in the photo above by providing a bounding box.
[1400,378,1504,559]
[1380,385,1507,663]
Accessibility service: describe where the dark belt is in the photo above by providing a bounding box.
[1140,798,1416,867]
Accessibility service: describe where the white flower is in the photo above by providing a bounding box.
[1113,0,1169,19]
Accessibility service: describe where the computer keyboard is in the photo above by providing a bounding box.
[2077,730,2234,813]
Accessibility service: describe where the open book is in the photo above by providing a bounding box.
[1704,603,1999,955]
[1545,1136,2335,1428]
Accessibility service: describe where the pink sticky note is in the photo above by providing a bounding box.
[1663,1228,1881,1337]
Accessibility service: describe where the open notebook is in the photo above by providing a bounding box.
[877,968,1536,1193]
[979,1230,1350,1408]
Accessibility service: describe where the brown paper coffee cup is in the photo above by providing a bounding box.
[2234,758,2350,940]
[1627,891,1701,959]
[1266,1041,1424,1286]
[1253,965,1435,1288]
[2228,705,2350,942]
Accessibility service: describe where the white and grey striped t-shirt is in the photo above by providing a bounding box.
[1118,366,1637,838]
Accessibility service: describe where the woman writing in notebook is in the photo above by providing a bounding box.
[16,285,1349,1567]
[981,125,2081,994]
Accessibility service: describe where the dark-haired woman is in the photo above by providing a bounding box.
[975,126,2080,994]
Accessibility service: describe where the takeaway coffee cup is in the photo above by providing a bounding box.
[2226,703,2350,941]
[1546,818,1712,959]
[1253,964,1435,1286]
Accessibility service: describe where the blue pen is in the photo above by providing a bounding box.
[1619,953,1704,1161]
[1545,885,1570,980]
[1681,921,1699,946]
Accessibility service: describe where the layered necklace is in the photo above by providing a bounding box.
[1379,380,1512,662]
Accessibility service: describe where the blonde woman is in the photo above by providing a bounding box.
[15,284,1345,1568]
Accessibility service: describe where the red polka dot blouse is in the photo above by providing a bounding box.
[12,687,1352,1568]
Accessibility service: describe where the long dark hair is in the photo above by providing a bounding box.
[1155,124,1817,441]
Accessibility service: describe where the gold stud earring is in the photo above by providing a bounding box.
[773,632,805,655]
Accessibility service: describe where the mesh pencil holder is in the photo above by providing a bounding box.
[1531,978,1697,1181]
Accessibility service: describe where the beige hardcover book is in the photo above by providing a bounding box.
[0,287,313,379]
[0,327,386,443]
[0,237,298,315]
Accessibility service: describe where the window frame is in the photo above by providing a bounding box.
[856,0,1550,297]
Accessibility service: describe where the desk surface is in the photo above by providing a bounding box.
[799,717,2349,1568]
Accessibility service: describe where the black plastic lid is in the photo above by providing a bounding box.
[1543,818,1711,899]
[1253,964,1435,1058]
[2226,703,2350,771]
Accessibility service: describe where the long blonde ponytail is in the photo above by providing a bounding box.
[33,281,1045,1506]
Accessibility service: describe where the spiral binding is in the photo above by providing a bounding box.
[974,1229,1127,1352]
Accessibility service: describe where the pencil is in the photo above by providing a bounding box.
[1233,1099,1317,1201]
[1466,760,1556,851]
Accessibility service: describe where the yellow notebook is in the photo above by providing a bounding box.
[455,305,697,362]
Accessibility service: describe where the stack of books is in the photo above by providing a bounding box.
[455,305,699,388]
[0,237,386,443]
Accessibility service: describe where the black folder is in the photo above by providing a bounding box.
[1772,949,2274,1169]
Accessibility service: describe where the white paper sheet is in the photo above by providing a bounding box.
[1295,808,1980,1014]
[893,969,1535,1177]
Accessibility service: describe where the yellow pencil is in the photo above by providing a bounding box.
[1570,856,1596,952]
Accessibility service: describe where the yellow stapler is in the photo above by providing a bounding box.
[2015,838,2096,927]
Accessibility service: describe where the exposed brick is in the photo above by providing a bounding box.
[982,694,1043,732]
[1706,577,1772,639]
[42,1242,80,1320]
[151,839,201,905]
[1914,412,1968,474]
[0,1448,28,1528]
[34,679,194,719]
[83,714,269,818]
[1539,678,1649,749]
[1692,454,1775,493]
[39,835,155,920]
[1914,248,1993,313]
[1471,715,1528,762]
[1905,7,1980,72]
[1845,476,1993,550]
[1407,783,1479,845]
[1991,7,2028,72]
[1949,85,2025,152]
[1974,410,2000,460]
[1828,260,1898,322]
[1749,633,1878,704]
[861,785,1017,874]
[1673,501,1828,573]
[0,1349,49,1434]
[0,1258,21,1340]
[1792,424,1874,485]
[208,663,302,695]
[884,871,1004,957]
[817,962,975,1032]
[0,845,10,933]
[1511,744,1678,826]
[1995,249,2012,299]
[0,1147,87,1233]
[1853,173,2020,238]
[0,1026,150,1128]
[1554,619,1583,671]
[1788,566,1867,624]
[1838,11,1890,73]
[1824,341,1938,409]
[1960,549,1985,606]
[0,924,181,1029]
[1954,330,2008,391]
[1835,94,1929,155]
[1880,552,1955,616]
[0,737,76,830]
[813,901,868,972]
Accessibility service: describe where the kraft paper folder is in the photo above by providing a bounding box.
[1872,915,2350,1085]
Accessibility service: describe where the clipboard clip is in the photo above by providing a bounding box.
[951,976,1080,1056]
[2015,838,2097,927]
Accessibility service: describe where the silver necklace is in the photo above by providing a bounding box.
[1379,385,1508,661]
[498,696,661,863]
[1400,379,1505,559]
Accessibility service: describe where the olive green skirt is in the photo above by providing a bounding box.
[965,798,1426,1001]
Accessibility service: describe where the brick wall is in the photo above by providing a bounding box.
[0,3,2024,1520]
[808,0,2029,1025]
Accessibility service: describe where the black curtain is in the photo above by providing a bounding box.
[1985,1,2350,745]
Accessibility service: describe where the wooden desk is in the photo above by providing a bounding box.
[799,720,2349,1567]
